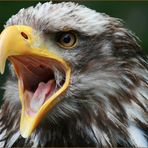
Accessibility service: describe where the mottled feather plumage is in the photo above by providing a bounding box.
[0,2,148,147]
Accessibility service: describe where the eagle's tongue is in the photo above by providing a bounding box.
[29,80,55,114]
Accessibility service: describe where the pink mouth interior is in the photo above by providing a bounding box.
[24,80,56,116]
[10,55,65,116]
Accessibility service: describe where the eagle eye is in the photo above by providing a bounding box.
[56,31,77,49]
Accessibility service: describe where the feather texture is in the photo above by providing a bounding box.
[0,2,147,147]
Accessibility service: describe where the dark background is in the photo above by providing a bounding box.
[0,1,148,102]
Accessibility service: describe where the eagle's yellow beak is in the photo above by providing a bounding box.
[0,25,71,138]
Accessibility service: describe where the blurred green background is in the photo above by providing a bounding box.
[0,1,148,103]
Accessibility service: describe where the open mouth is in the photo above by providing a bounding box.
[0,25,72,137]
[10,55,66,116]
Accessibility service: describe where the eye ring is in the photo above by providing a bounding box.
[56,31,77,49]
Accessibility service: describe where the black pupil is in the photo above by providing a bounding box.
[63,34,71,43]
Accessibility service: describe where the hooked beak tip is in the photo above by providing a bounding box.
[0,62,5,75]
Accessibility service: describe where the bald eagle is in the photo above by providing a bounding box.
[0,2,147,147]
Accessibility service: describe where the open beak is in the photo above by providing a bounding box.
[0,25,71,138]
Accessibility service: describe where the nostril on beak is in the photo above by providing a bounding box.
[21,32,28,39]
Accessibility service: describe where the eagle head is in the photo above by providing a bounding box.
[0,2,147,147]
